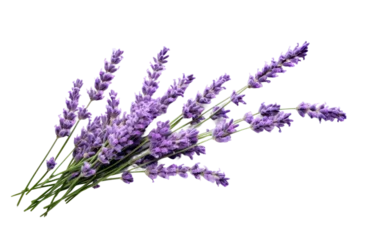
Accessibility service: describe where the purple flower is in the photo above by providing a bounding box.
[122,171,134,184]
[231,91,246,106]
[297,102,347,123]
[244,112,254,124]
[93,184,102,191]
[81,161,96,178]
[143,163,229,187]
[157,46,171,64]
[55,79,83,138]
[211,106,230,121]
[182,74,231,120]
[204,168,230,188]
[249,111,293,133]
[176,164,190,178]
[46,157,56,170]
[248,42,309,88]
[78,106,91,120]
[190,163,229,187]
[72,117,102,161]
[212,119,239,143]
[88,49,124,101]
[146,164,169,180]
[98,146,114,165]
[102,98,164,163]
[259,103,280,117]
[273,112,293,132]
[141,47,170,97]
[105,90,121,124]
[158,74,195,114]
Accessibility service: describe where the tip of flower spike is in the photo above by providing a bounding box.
[46,157,56,170]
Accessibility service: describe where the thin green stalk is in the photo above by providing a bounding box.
[26,170,49,195]
[55,121,80,161]
[17,137,58,206]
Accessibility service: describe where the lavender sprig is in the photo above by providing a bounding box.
[143,163,229,187]
[55,79,83,138]
[297,102,347,122]
[141,47,170,97]
[88,49,124,101]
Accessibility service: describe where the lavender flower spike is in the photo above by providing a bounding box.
[141,47,170,97]
[248,42,309,88]
[297,102,347,123]
[55,79,83,138]
[144,163,229,187]
[88,49,124,101]
[158,74,195,114]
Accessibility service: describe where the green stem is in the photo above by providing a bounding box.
[55,122,80,161]
[26,170,49,195]
[17,137,58,206]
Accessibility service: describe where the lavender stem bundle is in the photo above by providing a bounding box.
[13,42,346,217]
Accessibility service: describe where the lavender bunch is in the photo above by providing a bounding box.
[13,42,347,217]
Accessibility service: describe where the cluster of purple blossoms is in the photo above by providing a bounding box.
[77,89,122,164]
[244,103,292,133]
[158,74,195,114]
[143,163,229,187]
[122,171,134,184]
[248,42,309,89]
[88,49,124,101]
[98,46,170,164]
[147,121,203,159]
[297,102,347,123]
[55,79,83,138]
[183,74,231,123]
[211,106,230,121]
[231,91,246,106]
[212,119,239,143]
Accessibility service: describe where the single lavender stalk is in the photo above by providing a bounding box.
[297,102,347,122]
[143,163,229,187]
[86,48,125,102]
[141,47,170,98]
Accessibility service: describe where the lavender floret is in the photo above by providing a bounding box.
[212,119,239,143]
[211,106,230,121]
[122,171,134,184]
[46,157,56,170]
[93,184,102,191]
[81,162,96,178]
[259,103,280,117]
[231,91,246,106]
[249,111,293,133]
